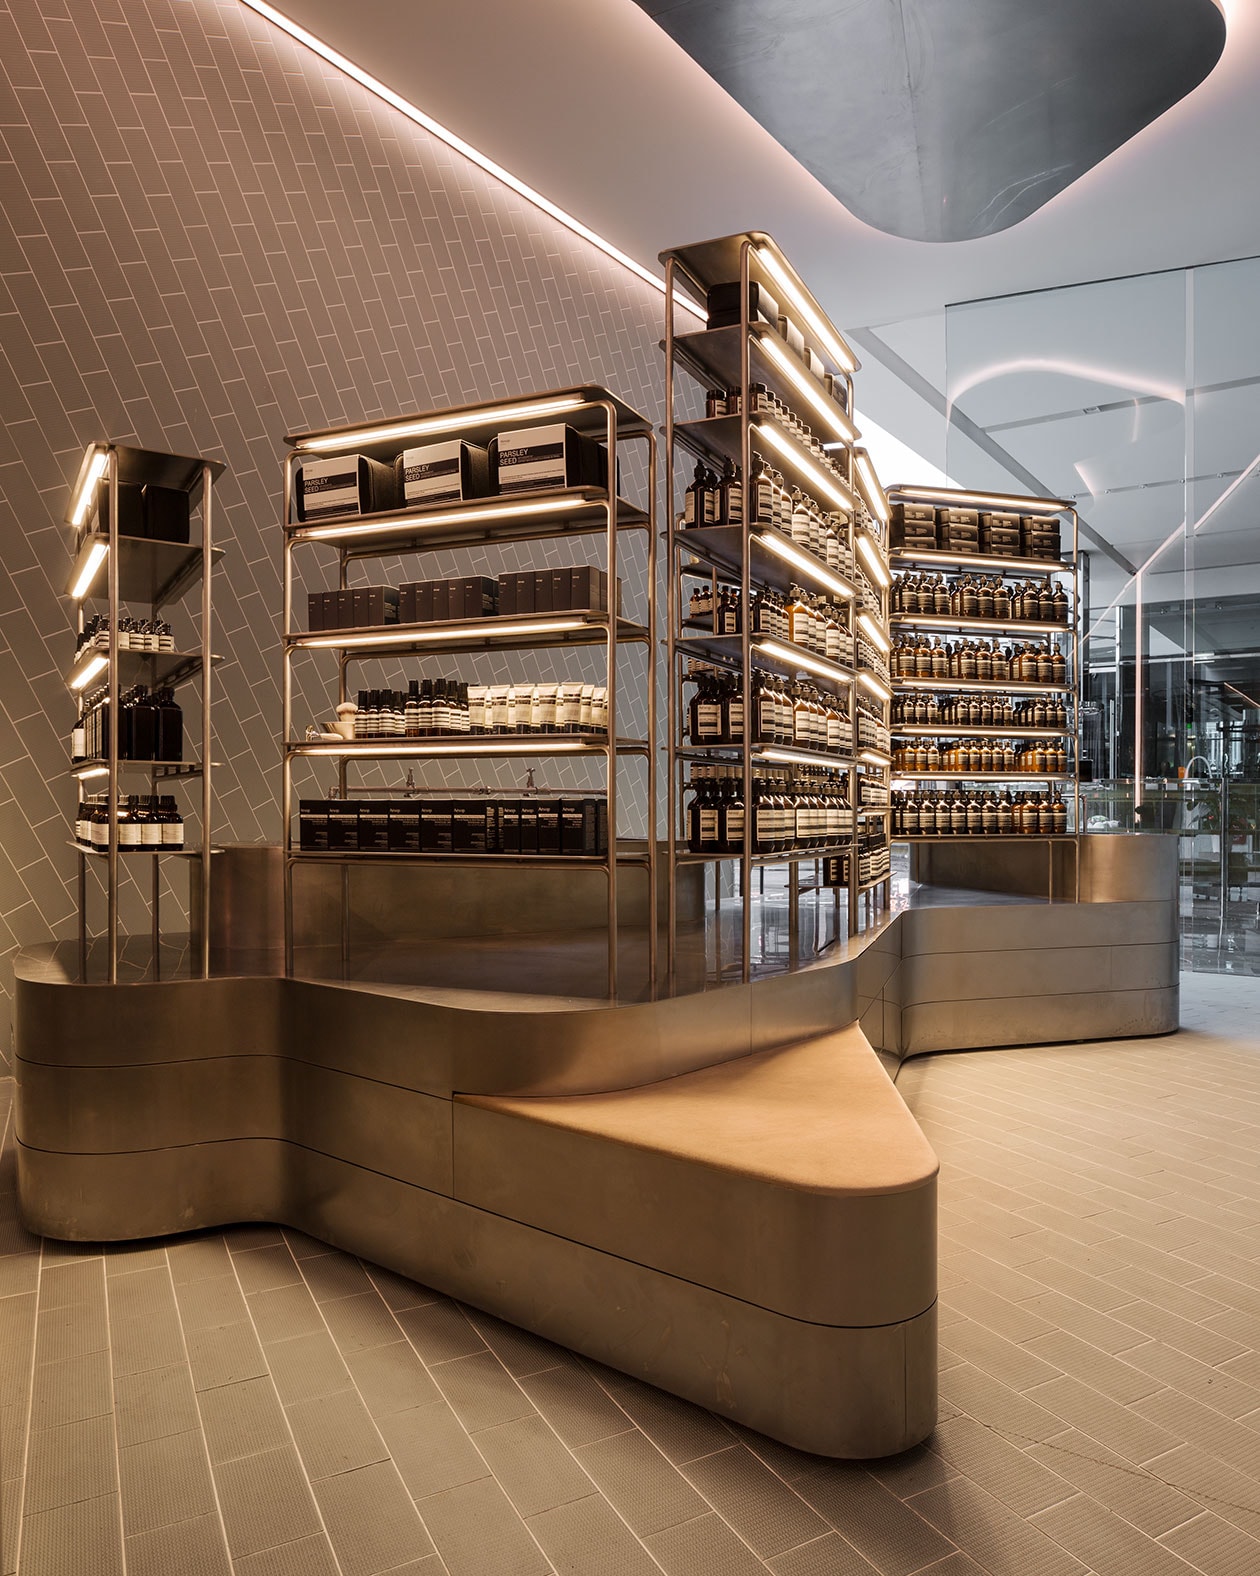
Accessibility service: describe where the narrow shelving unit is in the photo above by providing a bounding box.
[884,484,1082,845]
[64,442,224,982]
[660,232,893,986]
[281,386,656,1001]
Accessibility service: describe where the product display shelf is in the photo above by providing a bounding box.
[886,484,1082,839]
[661,230,893,984]
[64,442,224,983]
[281,387,657,1001]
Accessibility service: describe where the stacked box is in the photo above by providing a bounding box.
[980,512,1022,557]
[894,502,937,552]
[295,455,396,522]
[398,577,498,623]
[497,568,620,615]
[491,425,607,494]
[941,507,979,555]
[1023,515,1063,562]
[309,588,398,631]
[396,440,489,507]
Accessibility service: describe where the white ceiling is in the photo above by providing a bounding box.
[262,0,1260,642]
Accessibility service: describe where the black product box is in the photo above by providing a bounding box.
[298,800,330,850]
[533,569,552,612]
[517,799,539,855]
[492,425,607,494]
[387,801,422,851]
[549,569,569,615]
[704,279,780,331]
[536,799,561,855]
[335,588,355,629]
[295,454,396,522]
[595,798,609,856]
[499,799,521,855]
[144,484,191,543]
[351,586,400,628]
[358,801,390,851]
[398,584,415,625]
[420,800,453,853]
[980,512,1022,555]
[453,799,492,854]
[570,566,602,611]
[95,479,145,539]
[397,440,490,507]
[560,798,603,856]
[457,576,498,619]
[398,581,433,622]
[307,592,325,632]
[428,580,451,622]
[892,501,937,552]
[326,799,360,851]
[498,572,536,616]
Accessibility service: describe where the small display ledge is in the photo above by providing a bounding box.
[69,760,205,780]
[677,630,854,687]
[288,612,647,657]
[667,324,855,435]
[892,770,1074,783]
[286,486,648,556]
[892,725,1072,740]
[70,840,207,857]
[675,743,854,771]
[674,841,855,866]
[674,414,856,515]
[67,533,223,610]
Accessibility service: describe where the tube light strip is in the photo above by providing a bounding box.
[73,765,109,781]
[70,447,109,528]
[297,617,589,649]
[892,485,1069,513]
[857,612,890,654]
[295,495,577,539]
[857,670,892,702]
[294,396,586,454]
[755,421,856,513]
[69,652,108,690]
[891,548,1068,575]
[860,749,891,767]
[755,331,857,444]
[756,746,848,769]
[69,540,109,601]
[855,531,891,589]
[754,247,857,374]
[898,677,1069,696]
[238,1,704,320]
[892,614,1065,635]
[295,738,597,757]
[754,639,851,686]
[754,530,853,599]
[854,450,890,526]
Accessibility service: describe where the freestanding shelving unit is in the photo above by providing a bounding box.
[885,484,1081,889]
[64,442,223,983]
[280,387,656,1001]
[660,233,893,986]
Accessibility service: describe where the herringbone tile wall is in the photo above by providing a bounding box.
[0,0,670,1058]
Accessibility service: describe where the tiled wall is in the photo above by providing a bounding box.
[0,0,670,1057]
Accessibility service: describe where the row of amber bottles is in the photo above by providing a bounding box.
[687,668,851,753]
[893,740,1069,774]
[893,636,1067,685]
[893,789,1068,837]
[893,573,1069,624]
[686,583,854,663]
[893,694,1069,729]
[687,764,853,855]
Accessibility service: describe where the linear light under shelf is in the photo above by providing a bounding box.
[291,396,587,453]
[755,745,851,770]
[68,539,108,601]
[755,330,857,444]
[754,638,852,686]
[890,485,1071,513]
[68,651,108,690]
[754,530,854,599]
[296,617,590,650]
[69,446,109,528]
[896,677,1071,696]
[889,547,1072,575]
[859,749,891,767]
[857,612,890,654]
[856,529,891,589]
[289,737,611,757]
[857,671,892,703]
[890,613,1068,636]
[854,451,890,527]
[754,421,856,513]
[754,246,857,374]
[292,494,581,541]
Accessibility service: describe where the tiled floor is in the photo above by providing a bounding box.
[1,972,1259,1574]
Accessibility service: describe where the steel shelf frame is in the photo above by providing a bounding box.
[661,232,892,986]
[64,442,223,984]
[281,387,657,1002]
[886,484,1082,840]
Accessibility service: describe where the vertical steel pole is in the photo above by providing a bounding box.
[106,447,120,984]
[644,426,658,998]
[282,454,295,976]
[603,399,619,1003]
[739,240,753,984]
[200,462,213,979]
[663,258,679,995]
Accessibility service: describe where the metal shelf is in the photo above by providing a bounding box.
[674,840,855,867]
[675,415,855,513]
[69,759,205,780]
[286,487,648,557]
[890,613,1070,636]
[68,533,223,610]
[892,725,1072,740]
[892,770,1074,783]
[66,647,221,693]
[288,612,648,658]
[677,630,854,687]
[893,833,1074,842]
[285,384,653,460]
[71,840,208,858]
[287,734,647,759]
[668,324,855,432]
[894,676,1071,696]
[889,548,1073,576]
[286,848,650,868]
[675,523,855,601]
[676,743,854,771]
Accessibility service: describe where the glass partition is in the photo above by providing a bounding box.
[944,257,1260,971]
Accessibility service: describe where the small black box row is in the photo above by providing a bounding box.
[305,587,399,631]
[398,577,498,624]
[497,566,619,615]
[297,797,608,856]
[94,481,191,544]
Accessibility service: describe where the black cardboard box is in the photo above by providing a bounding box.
[95,479,145,539]
[307,592,325,632]
[326,800,360,851]
[358,802,390,851]
[387,802,422,851]
[420,800,453,853]
[397,440,490,506]
[705,279,780,331]
[296,454,396,522]
[492,425,607,494]
[298,800,330,851]
[351,587,399,628]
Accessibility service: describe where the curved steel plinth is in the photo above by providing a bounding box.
[14,834,1178,1459]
